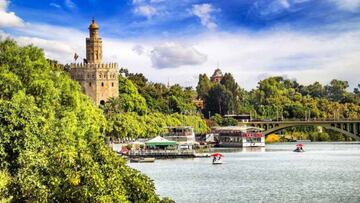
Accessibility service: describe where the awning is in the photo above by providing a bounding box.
[145,136,177,146]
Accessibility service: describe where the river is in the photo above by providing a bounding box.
[129,142,360,203]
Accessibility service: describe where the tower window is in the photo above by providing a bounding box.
[99,74,102,78]
[89,82,92,87]
[101,82,104,87]
[112,82,114,87]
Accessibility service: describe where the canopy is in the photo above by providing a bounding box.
[145,136,177,146]
[211,153,224,157]
[296,144,304,147]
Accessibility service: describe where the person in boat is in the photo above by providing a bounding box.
[213,156,217,163]
[294,146,304,152]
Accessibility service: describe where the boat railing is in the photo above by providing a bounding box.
[128,149,195,157]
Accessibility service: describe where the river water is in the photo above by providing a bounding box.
[129,142,360,203]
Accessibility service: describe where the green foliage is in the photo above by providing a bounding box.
[204,84,234,116]
[246,77,360,120]
[222,117,238,126]
[104,76,148,115]
[210,114,224,126]
[0,39,162,202]
[354,84,360,95]
[196,74,212,99]
[122,68,198,114]
[106,112,209,139]
[103,71,209,139]
[210,114,238,126]
[0,171,12,202]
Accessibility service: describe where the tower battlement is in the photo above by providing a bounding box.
[69,62,118,69]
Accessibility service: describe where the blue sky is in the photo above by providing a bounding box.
[1,0,360,89]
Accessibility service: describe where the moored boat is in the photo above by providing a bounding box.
[212,126,265,148]
[130,157,156,163]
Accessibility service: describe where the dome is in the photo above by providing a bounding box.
[212,68,223,77]
[89,19,99,29]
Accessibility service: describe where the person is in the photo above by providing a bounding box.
[213,156,216,163]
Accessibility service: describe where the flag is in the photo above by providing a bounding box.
[74,53,79,61]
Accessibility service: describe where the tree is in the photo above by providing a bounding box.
[300,82,326,98]
[220,73,239,96]
[354,84,360,95]
[325,79,349,102]
[204,84,234,116]
[0,39,163,202]
[196,74,212,99]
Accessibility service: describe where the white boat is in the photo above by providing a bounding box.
[212,159,223,164]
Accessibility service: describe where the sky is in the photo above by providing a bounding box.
[0,0,360,90]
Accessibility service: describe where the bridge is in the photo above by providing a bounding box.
[243,120,360,141]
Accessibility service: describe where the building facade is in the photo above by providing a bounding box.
[69,19,118,105]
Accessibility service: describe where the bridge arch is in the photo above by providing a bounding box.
[261,123,360,141]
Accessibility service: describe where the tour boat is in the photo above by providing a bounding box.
[212,126,265,148]
[211,153,224,164]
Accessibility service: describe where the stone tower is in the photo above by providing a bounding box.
[69,19,119,105]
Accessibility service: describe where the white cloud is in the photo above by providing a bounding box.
[50,3,61,9]
[1,2,359,90]
[150,42,207,69]
[133,44,145,55]
[65,0,76,10]
[150,0,165,3]
[3,22,359,89]
[16,36,74,60]
[192,3,218,30]
[134,5,157,18]
[0,0,24,28]
[329,0,360,12]
[191,30,360,89]
[279,0,290,8]
[132,0,159,19]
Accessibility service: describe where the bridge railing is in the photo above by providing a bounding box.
[247,118,360,122]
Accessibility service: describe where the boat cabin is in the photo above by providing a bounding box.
[163,126,197,149]
[212,126,265,147]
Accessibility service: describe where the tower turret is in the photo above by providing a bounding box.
[86,19,102,64]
